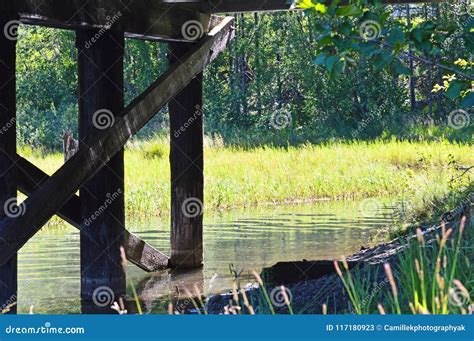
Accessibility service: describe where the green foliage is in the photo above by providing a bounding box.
[14,3,472,150]
[16,27,78,150]
[336,218,473,314]
[22,139,473,217]
[15,26,170,150]
[296,0,473,104]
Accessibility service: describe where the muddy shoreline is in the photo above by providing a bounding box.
[205,216,465,314]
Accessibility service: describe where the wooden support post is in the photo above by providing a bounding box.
[169,43,204,269]
[0,17,235,263]
[15,155,170,272]
[76,30,126,311]
[0,9,18,314]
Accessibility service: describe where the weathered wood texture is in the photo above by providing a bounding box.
[14,156,169,272]
[0,10,18,314]
[0,16,235,266]
[169,43,204,269]
[15,0,212,42]
[77,29,127,303]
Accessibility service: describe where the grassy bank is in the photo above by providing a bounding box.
[21,138,472,221]
[203,217,473,315]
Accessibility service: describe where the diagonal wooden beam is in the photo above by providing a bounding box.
[14,156,169,272]
[0,16,235,266]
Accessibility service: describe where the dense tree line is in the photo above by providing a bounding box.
[15,3,472,150]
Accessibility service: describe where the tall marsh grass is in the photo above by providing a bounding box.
[335,217,472,314]
[20,137,472,222]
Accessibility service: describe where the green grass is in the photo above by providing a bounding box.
[335,217,473,314]
[17,137,472,316]
[195,216,472,315]
[20,137,473,222]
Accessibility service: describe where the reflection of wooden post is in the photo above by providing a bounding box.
[169,42,204,269]
[76,30,126,311]
[0,10,18,314]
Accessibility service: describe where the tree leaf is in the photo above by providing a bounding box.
[314,54,327,66]
[336,4,363,17]
[373,51,392,70]
[387,28,405,48]
[392,58,411,75]
[460,92,474,108]
[445,81,464,100]
[325,55,340,72]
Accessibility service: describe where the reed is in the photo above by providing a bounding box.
[335,218,472,314]
[20,138,472,223]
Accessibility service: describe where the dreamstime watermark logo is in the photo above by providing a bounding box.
[352,103,394,138]
[453,0,474,16]
[359,20,381,41]
[0,117,15,136]
[3,20,22,41]
[448,109,471,129]
[442,192,473,223]
[92,286,115,307]
[270,109,292,130]
[359,278,389,312]
[39,45,61,62]
[3,198,26,218]
[448,287,470,308]
[270,286,293,308]
[173,105,204,138]
[208,273,219,290]
[0,279,34,314]
[4,322,85,335]
[83,189,123,226]
[92,109,115,130]
[359,198,382,216]
[181,20,204,41]
[181,197,203,218]
[83,11,123,49]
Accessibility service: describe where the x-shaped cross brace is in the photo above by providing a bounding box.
[0,16,235,267]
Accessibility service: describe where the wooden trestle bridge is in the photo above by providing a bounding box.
[0,0,436,313]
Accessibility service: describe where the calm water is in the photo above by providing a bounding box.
[17,199,398,314]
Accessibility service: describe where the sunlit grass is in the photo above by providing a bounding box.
[20,137,473,221]
[335,217,473,314]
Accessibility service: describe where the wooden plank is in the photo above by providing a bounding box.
[198,0,293,12]
[12,0,445,42]
[15,156,169,272]
[77,29,126,308]
[0,16,235,266]
[15,0,212,42]
[0,8,18,314]
[169,42,204,269]
[198,0,444,12]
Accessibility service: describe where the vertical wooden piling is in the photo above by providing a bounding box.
[76,30,126,311]
[169,42,204,269]
[0,9,18,314]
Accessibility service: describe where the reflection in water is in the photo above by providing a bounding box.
[18,199,398,314]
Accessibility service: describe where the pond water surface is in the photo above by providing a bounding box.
[17,199,399,314]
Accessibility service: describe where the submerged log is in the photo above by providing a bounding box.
[261,260,357,286]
